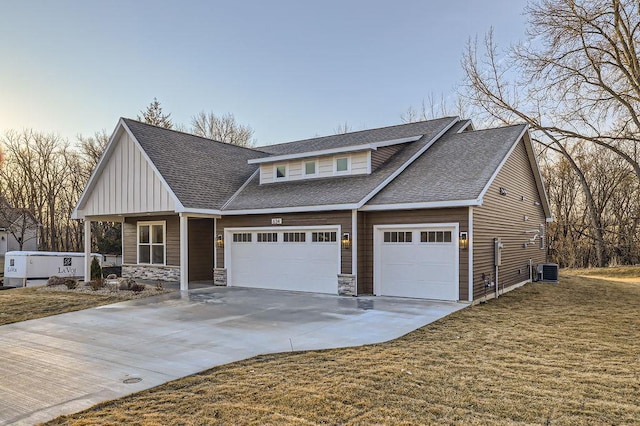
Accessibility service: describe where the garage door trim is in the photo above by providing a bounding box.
[373,222,459,300]
[224,225,341,291]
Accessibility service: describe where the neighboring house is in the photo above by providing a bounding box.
[0,197,39,256]
[72,116,552,302]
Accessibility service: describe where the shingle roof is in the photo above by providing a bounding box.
[223,117,460,211]
[260,117,459,155]
[122,119,269,210]
[367,124,527,205]
[0,196,36,228]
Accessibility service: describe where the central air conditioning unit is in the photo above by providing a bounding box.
[536,263,559,283]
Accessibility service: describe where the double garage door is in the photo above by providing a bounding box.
[226,227,340,294]
[226,224,459,300]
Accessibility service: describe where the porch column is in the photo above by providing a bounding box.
[84,219,91,282]
[352,209,358,295]
[179,213,189,291]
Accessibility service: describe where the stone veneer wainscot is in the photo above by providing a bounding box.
[122,265,180,282]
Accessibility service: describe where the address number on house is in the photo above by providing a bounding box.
[271,218,283,225]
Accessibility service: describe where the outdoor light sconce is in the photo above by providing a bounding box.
[341,232,351,249]
[459,232,468,249]
[216,234,224,248]
[0,236,4,241]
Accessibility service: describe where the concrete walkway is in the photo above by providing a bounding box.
[0,287,467,425]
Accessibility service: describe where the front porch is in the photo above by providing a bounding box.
[83,213,222,291]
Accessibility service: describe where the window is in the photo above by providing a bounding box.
[257,232,278,242]
[275,164,287,179]
[312,231,337,242]
[304,160,317,176]
[383,231,413,243]
[335,157,349,173]
[138,221,165,265]
[233,233,252,242]
[283,232,306,242]
[420,231,452,243]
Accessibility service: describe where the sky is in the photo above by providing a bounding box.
[0,0,529,146]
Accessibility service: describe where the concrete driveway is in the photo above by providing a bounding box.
[0,287,467,425]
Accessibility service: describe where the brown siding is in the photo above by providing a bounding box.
[123,215,180,266]
[360,208,470,300]
[371,144,405,171]
[188,218,214,281]
[217,211,353,274]
[473,139,547,300]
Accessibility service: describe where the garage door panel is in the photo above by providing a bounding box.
[228,229,339,294]
[376,226,458,300]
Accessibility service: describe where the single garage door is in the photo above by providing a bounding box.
[226,227,340,294]
[375,225,459,300]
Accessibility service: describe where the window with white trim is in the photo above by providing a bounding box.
[138,221,165,265]
[304,160,317,176]
[275,164,287,179]
[312,231,337,242]
[335,157,350,173]
[257,232,278,242]
[383,231,413,243]
[420,231,452,243]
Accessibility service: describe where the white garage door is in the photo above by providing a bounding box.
[226,227,340,294]
[375,225,459,300]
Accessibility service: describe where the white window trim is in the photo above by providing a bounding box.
[334,155,351,175]
[302,159,319,177]
[137,220,166,266]
[274,163,288,180]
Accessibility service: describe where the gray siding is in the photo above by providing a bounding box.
[473,139,547,300]
[371,144,405,171]
[360,208,470,300]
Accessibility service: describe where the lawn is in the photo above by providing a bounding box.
[44,270,640,425]
[0,284,171,326]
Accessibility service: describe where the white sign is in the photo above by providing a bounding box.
[271,218,283,225]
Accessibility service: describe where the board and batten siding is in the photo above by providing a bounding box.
[359,208,469,300]
[472,138,547,300]
[259,151,370,184]
[216,211,353,274]
[123,215,180,266]
[80,131,175,216]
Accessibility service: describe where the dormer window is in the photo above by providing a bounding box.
[275,164,287,180]
[304,160,317,176]
[335,157,350,174]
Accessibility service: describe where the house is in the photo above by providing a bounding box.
[72,116,552,302]
[0,197,39,257]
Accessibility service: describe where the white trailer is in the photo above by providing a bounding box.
[3,251,102,287]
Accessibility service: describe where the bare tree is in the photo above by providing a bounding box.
[334,121,352,134]
[460,0,640,266]
[138,97,173,129]
[191,111,255,147]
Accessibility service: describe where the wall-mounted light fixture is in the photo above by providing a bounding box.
[341,232,351,249]
[499,187,508,196]
[0,236,4,241]
[216,234,224,248]
[459,232,468,249]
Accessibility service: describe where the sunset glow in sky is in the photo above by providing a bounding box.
[0,0,528,145]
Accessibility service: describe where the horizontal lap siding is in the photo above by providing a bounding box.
[473,139,547,300]
[371,145,404,171]
[123,215,180,266]
[360,208,469,300]
[188,218,214,281]
[217,211,353,274]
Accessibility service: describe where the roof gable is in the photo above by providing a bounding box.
[73,120,179,218]
[364,124,544,209]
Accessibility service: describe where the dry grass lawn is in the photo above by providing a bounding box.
[0,287,132,326]
[44,270,640,425]
[0,285,170,326]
